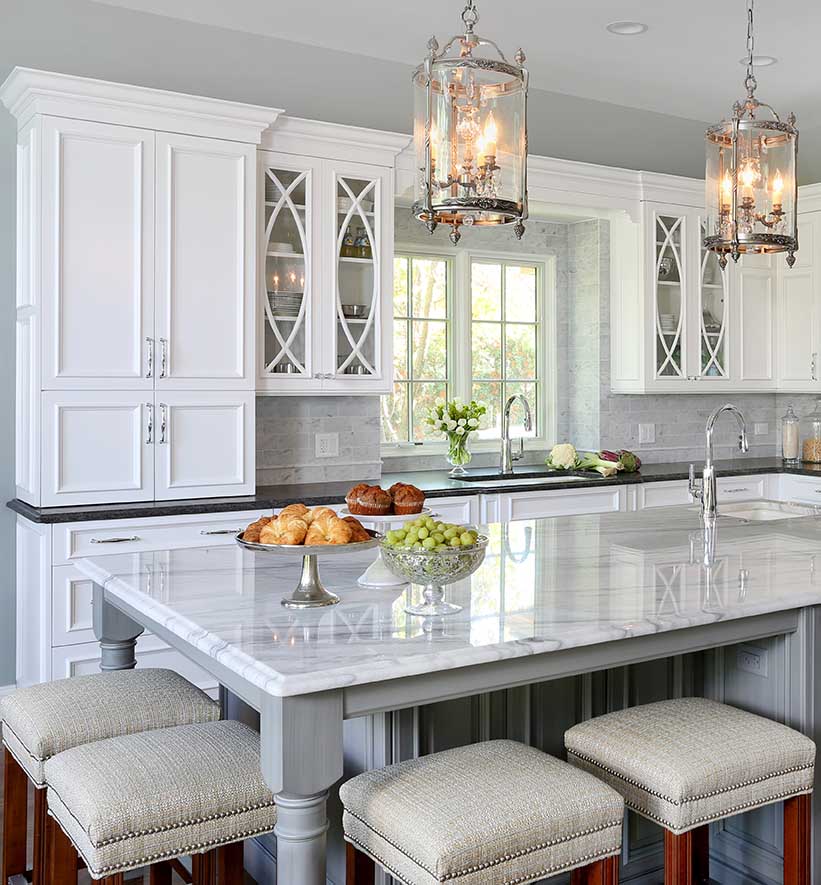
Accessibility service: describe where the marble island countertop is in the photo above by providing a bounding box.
[10,457,821,524]
[74,505,821,699]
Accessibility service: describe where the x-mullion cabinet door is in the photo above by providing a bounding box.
[41,117,155,390]
[155,133,256,390]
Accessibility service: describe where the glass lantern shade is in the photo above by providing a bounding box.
[412,28,528,244]
[705,115,798,266]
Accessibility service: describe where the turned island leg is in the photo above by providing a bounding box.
[92,583,144,671]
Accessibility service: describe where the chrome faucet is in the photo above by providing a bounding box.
[500,395,532,474]
[689,403,749,522]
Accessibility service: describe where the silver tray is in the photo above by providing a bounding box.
[235,529,381,608]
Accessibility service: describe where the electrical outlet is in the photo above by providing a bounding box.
[754,422,769,436]
[315,432,339,458]
[638,423,655,445]
[736,645,768,677]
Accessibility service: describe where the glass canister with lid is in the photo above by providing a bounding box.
[781,404,800,464]
[801,398,821,463]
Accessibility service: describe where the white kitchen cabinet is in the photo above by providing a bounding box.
[41,117,155,390]
[154,391,255,499]
[777,211,821,391]
[155,133,256,390]
[489,486,627,522]
[635,475,770,510]
[41,391,154,506]
[257,119,408,395]
[427,496,480,525]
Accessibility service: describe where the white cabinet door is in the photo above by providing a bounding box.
[499,487,625,521]
[732,253,777,388]
[322,159,393,394]
[154,391,254,500]
[41,391,154,506]
[155,133,255,389]
[41,117,155,389]
[777,213,820,391]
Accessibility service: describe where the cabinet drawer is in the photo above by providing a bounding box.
[51,637,218,695]
[637,481,692,509]
[427,496,479,525]
[53,510,266,565]
[780,476,821,505]
[716,476,766,501]
[503,487,623,520]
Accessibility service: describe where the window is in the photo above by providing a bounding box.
[381,251,550,447]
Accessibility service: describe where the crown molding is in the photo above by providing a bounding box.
[0,67,282,143]
[261,116,411,166]
[638,170,704,207]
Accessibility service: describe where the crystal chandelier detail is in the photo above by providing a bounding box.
[704,0,799,268]
[412,0,529,244]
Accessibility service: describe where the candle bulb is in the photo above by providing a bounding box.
[482,110,498,161]
[721,173,733,210]
[772,169,784,207]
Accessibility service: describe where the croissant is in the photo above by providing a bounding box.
[342,516,370,543]
[305,506,337,526]
[305,515,352,546]
[278,503,310,522]
[243,516,272,543]
[261,517,308,546]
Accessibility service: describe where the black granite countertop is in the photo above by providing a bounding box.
[8,458,821,524]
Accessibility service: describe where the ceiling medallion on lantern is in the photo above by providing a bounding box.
[704,0,798,269]
[412,0,529,245]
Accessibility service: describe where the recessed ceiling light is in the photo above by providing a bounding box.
[738,54,778,67]
[606,21,648,36]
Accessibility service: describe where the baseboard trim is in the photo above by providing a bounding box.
[0,684,16,697]
[243,837,338,885]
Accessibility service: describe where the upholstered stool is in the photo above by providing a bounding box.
[340,739,625,885]
[565,698,816,885]
[1,669,220,885]
[43,719,276,883]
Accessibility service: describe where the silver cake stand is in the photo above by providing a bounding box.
[235,530,381,608]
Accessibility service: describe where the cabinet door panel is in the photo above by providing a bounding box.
[736,255,776,386]
[42,117,154,388]
[156,133,255,388]
[155,392,254,499]
[42,391,153,506]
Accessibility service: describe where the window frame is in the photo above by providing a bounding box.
[382,244,557,456]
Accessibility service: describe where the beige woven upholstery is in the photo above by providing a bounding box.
[565,697,816,835]
[0,669,220,786]
[340,739,624,885]
[45,720,276,879]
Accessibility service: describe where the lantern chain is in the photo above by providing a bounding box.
[744,0,757,100]
[461,0,479,33]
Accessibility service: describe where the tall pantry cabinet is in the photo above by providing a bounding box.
[2,68,280,505]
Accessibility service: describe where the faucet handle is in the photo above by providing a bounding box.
[689,464,704,501]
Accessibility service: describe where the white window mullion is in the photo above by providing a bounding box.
[451,251,472,402]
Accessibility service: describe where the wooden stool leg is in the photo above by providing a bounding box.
[2,748,28,882]
[100,876,124,884]
[346,842,375,885]
[47,816,79,885]
[149,860,173,884]
[33,786,48,885]
[784,794,811,885]
[570,854,619,885]
[664,826,711,885]
[192,848,218,885]
[218,842,245,885]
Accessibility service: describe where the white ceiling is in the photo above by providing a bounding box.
[92,0,821,126]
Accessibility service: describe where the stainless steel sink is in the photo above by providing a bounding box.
[719,500,820,522]
[451,470,594,488]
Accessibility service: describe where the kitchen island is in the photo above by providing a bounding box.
[75,506,821,885]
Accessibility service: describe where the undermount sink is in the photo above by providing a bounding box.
[719,500,820,522]
[451,468,597,487]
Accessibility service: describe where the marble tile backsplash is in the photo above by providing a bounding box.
[256,396,382,486]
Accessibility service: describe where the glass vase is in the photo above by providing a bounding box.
[446,432,472,477]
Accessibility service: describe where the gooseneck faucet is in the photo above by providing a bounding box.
[500,395,532,474]
[689,403,749,522]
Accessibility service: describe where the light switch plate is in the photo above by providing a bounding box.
[638,423,655,445]
[754,422,769,436]
[315,432,339,458]
[736,644,768,678]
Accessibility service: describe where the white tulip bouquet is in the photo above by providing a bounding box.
[427,398,487,475]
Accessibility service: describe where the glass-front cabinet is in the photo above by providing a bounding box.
[258,151,394,394]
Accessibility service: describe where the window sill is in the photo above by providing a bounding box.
[381,438,550,459]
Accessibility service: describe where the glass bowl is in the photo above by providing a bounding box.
[380,535,489,616]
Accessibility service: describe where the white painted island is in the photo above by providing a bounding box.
[75,507,821,885]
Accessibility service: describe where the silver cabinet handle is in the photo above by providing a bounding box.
[812,352,818,381]
[145,402,153,444]
[145,338,154,378]
[159,403,168,444]
[723,487,750,494]
[200,528,243,535]
[159,338,168,378]
[91,536,140,544]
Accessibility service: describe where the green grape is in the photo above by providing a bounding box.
[460,532,476,546]
[422,537,436,549]
[412,542,424,550]
[435,544,449,551]
[449,537,462,547]
[432,532,445,544]
[417,527,429,539]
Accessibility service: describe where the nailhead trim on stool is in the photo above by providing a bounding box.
[1,670,220,885]
[340,739,625,885]
[44,720,276,880]
[565,698,816,885]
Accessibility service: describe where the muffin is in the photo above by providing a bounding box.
[345,483,372,515]
[390,483,426,515]
[355,485,392,516]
